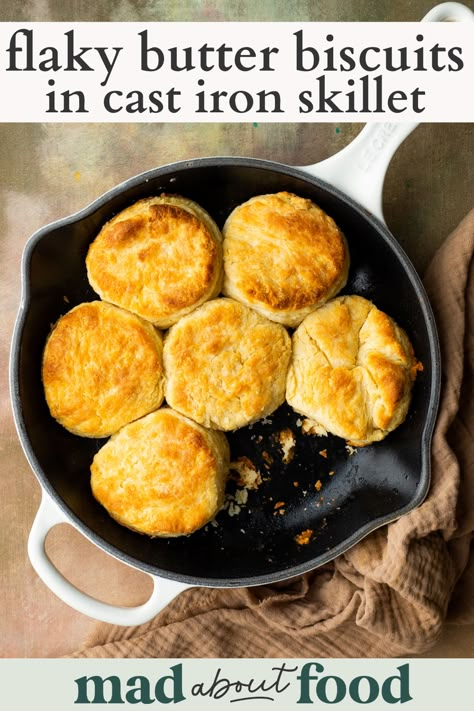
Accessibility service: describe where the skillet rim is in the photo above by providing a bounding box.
[9,155,441,587]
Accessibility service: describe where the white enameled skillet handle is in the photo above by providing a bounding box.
[299,123,416,223]
[298,2,474,224]
[422,1,474,21]
[28,493,191,625]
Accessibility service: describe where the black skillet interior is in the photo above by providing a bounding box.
[12,157,440,586]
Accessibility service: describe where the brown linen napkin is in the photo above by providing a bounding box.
[73,209,474,658]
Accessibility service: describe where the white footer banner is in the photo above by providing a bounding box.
[0,658,471,708]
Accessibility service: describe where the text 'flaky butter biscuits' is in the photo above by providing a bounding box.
[163,297,292,431]
[86,195,223,328]
[286,295,422,446]
[223,191,349,327]
[42,301,164,438]
[91,408,230,537]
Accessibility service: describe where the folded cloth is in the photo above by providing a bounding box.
[73,209,474,658]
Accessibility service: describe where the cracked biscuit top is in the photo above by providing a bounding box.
[86,195,223,328]
[42,301,164,438]
[286,295,421,446]
[163,297,292,431]
[222,191,349,327]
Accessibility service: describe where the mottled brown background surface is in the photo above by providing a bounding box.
[1,0,473,657]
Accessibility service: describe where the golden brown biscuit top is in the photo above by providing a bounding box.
[86,196,222,326]
[90,408,229,537]
[163,297,292,430]
[223,191,348,317]
[286,295,420,445]
[42,301,164,438]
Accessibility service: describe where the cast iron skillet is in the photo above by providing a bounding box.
[9,118,442,625]
[13,2,474,625]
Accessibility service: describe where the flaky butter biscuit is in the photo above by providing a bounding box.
[90,408,230,537]
[42,301,164,438]
[86,195,223,328]
[223,191,349,327]
[163,297,292,431]
[286,295,422,446]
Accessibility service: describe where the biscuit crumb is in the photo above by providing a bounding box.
[235,488,248,505]
[295,529,313,545]
[227,500,241,517]
[262,450,274,468]
[315,480,322,491]
[277,428,296,464]
[223,487,249,518]
[274,501,285,509]
[293,481,299,487]
[413,360,424,374]
[229,456,263,490]
[319,449,328,458]
[301,418,328,437]
[329,470,335,476]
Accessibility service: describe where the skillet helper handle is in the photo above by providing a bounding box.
[28,493,190,626]
[299,2,474,224]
